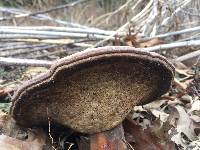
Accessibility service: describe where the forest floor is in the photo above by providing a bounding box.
[0,0,200,149]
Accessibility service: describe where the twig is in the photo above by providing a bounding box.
[0,26,125,36]
[138,0,193,38]
[0,45,60,57]
[0,0,87,21]
[139,0,159,36]
[66,142,74,150]
[140,40,200,52]
[0,7,92,28]
[174,78,187,90]
[107,0,132,20]
[0,43,48,52]
[1,39,200,67]
[91,0,132,26]
[47,107,56,150]
[175,50,200,62]
[29,48,81,59]
[30,50,64,59]
[0,57,52,67]
[6,39,74,44]
[0,39,92,47]
[181,8,200,17]
[0,42,26,48]
[122,139,134,150]
[0,34,60,39]
[0,29,115,40]
[177,33,200,42]
[92,0,152,48]
[160,0,192,27]
[140,26,200,42]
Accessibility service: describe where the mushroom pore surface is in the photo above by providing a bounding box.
[10,46,174,134]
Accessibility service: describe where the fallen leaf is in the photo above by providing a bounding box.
[0,88,13,99]
[0,134,44,150]
[138,39,164,48]
[124,33,138,47]
[170,105,196,148]
[151,109,169,123]
[123,119,174,150]
[186,140,200,150]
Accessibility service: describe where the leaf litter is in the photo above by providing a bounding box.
[0,0,200,149]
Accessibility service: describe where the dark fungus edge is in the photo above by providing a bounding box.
[10,46,175,119]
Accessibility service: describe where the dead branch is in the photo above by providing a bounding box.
[0,29,115,40]
[0,7,91,28]
[1,39,200,67]
[0,0,87,21]
[0,39,75,44]
[0,26,125,36]
[91,0,133,26]
[0,45,59,57]
[92,0,152,48]
[175,50,200,62]
[0,57,52,67]
[140,26,200,42]
[141,40,200,52]
[160,0,192,28]
[0,43,48,52]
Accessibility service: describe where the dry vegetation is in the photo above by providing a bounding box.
[0,0,200,149]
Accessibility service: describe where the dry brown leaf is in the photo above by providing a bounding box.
[124,34,164,48]
[123,119,174,150]
[0,88,13,99]
[0,114,50,150]
[137,39,164,48]
[124,33,138,47]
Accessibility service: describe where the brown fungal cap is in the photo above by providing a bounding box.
[10,46,174,134]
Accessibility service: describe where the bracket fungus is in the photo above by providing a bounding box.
[10,46,174,149]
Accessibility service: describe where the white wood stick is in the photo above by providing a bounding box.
[0,57,52,67]
[175,50,200,62]
[0,29,114,40]
[140,40,200,52]
[0,26,125,36]
[140,26,200,41]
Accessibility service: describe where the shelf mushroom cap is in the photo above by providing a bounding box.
[10,46,174,134]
